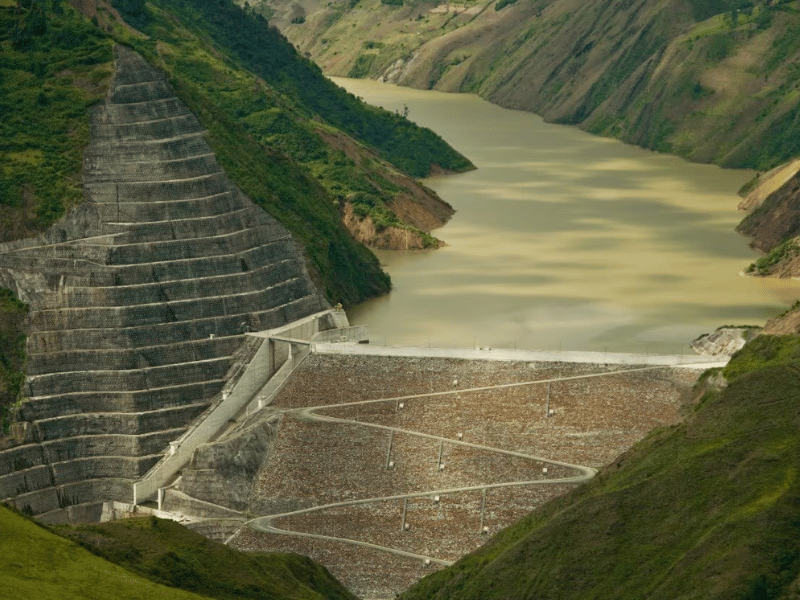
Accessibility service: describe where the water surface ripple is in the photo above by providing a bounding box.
[336,78,800,354]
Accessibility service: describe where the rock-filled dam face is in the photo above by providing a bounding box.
[0,45,327,521]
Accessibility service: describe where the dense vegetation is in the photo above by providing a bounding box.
[1,0,472,307]
[0,503,358,600]
[117,0,469,252]
[0,503,214,600]
[0,289,26,438]
[155,0,472,178]
[400,333,800,600]
[59,515,358,600]
[745,237,800,276]
[0,0,113,241]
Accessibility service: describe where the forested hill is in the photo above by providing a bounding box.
[261,0,800,172]
[0,0,472,306]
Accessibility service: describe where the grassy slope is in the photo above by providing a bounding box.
[266,0,800,171]
[399,335,800,600]
[0,504,358,600]
[2,0,472,306]
[0,0,113,241]
[58,515,358,600]
[0,504,213,600]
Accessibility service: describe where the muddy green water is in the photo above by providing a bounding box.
[335,78,800,355]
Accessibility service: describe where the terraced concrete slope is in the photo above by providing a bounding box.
[0,45,327,521]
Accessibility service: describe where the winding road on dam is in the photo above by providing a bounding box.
[238,362,701,565]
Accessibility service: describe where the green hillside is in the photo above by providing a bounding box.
[59,515,358,600]
[263,0,800,171]
[400,334,800,600]
[0,503,218,600]
[0,0,472,306]
[0,504,358,600]
[0,0,113,240]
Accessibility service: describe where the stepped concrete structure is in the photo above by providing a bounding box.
[0,45,329,522]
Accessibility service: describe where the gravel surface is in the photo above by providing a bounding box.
[230,354,700,598]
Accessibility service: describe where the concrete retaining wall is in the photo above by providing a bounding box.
[0,44,328,518]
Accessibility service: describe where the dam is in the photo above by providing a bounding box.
[0,45,732,600]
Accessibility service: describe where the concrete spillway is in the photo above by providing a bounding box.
[0,45,328,522]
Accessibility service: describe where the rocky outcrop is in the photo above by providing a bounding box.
[0,45,327,521]
[737,169,800,254]
[167,415,280,512]
[691,327,757,357]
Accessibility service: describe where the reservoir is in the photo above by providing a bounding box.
[335,78,800,355]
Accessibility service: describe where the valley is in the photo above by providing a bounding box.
[340,77,800,353]
[2,0,800,599]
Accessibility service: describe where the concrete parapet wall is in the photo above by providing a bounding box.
[41,430,184,462]
[27,336,242,376]
[7,487,61,515]
[0,444,45,474]
[110,80,175,104]
[0,465,52,497]
[51,455,161,485]
[26,358,230,396]
[35,261,304,309]
[19,382,222,420]
[33,403,209,441]
[312,325,369,344]
[85,153,221,184]
[28,279,308,332]
[85,172,231,203]
[26,297,323,355]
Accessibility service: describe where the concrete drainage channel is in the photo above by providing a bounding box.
[133,309,356,509]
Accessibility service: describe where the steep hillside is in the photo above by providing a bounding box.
[398,334,800,600]
[737,159,800,277]
[59,514,358,600]
[0,503,358,600]
[1,0,473,308]
[0,503,220,600]
[261,0,800,171]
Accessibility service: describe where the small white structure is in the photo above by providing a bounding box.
[433,495,440,503]
[542,467,548,474]
[456,432,463,440]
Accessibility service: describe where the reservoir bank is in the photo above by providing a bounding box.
[335,78,800,355]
